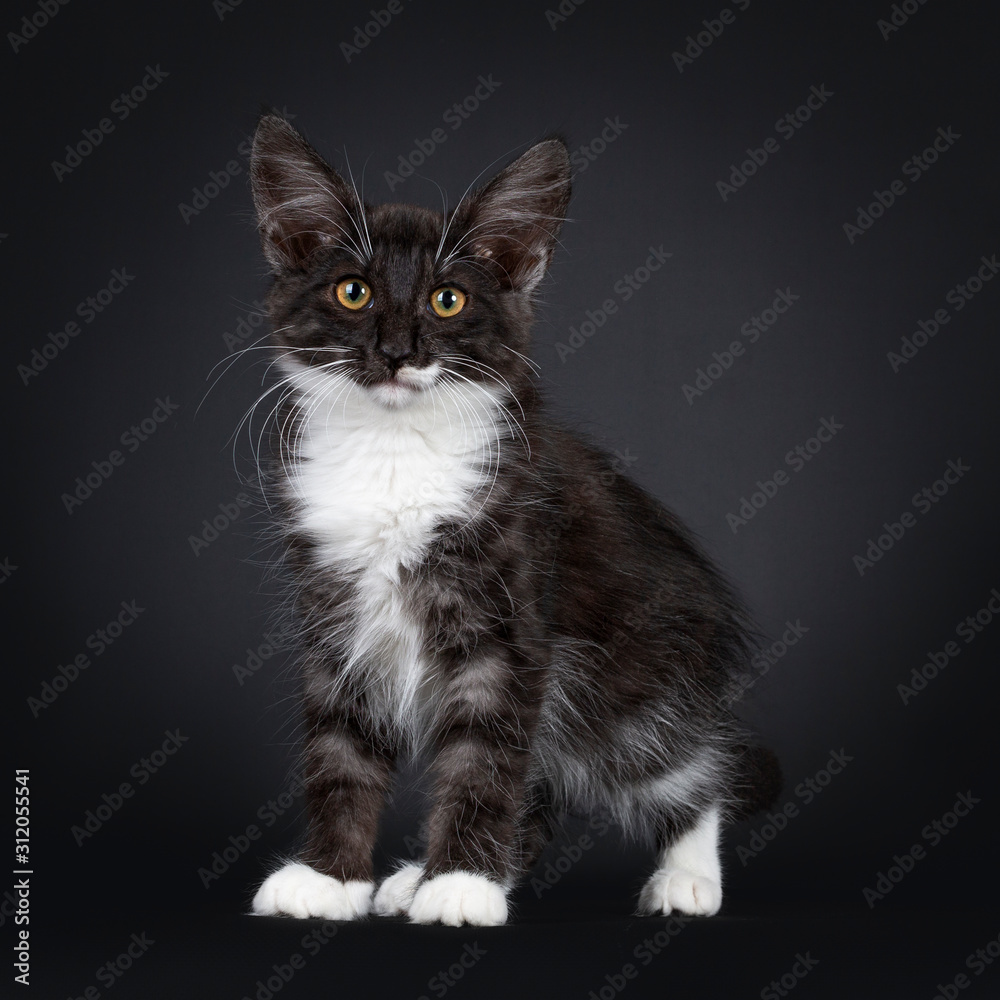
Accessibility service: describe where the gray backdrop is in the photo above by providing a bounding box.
[6,0,998,997]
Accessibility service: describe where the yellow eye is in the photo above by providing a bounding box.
[430,286,466,317]
[334,278,371,310]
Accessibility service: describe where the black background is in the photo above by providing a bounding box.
[5,0,999,997]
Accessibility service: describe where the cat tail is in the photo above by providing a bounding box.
[730,743,783,819]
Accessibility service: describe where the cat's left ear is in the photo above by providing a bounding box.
[250,114,363,272]
[458,139,571,293]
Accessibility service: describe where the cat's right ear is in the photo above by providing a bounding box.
[250,115,362,272]
[456,138,572,294]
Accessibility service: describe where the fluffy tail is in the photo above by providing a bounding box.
[731,743,783,819]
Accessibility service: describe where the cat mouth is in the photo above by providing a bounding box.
[367,363,440,407]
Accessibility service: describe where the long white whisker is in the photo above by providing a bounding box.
[435,140,534,264]
[498,342,541,377]
[342,149,373,261]
[438,354,525,420]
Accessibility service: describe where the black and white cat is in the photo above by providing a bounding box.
[247,114,780,926]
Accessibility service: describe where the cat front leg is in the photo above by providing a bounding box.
[404,656,540,926]
[371,799,549,914]
[253,699,395,920]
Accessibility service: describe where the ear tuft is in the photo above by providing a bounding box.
[457,139,572,293]
[250,115,363,272]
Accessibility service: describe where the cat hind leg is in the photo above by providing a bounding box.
[638,806,722,917]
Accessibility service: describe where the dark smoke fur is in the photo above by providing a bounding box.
[247,113,781,894]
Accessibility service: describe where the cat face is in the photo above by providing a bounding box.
[250,115,571,409]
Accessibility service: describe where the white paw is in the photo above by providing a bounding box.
[373,863,424,916]
[407,871,508,926]
[252,862,373,920]
[637,868,722,917]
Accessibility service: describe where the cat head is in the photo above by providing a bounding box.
[250,114,571,410]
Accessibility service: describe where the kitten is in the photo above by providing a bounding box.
[247,114,780,926]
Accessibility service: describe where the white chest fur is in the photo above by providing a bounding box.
[282,362,504,722]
